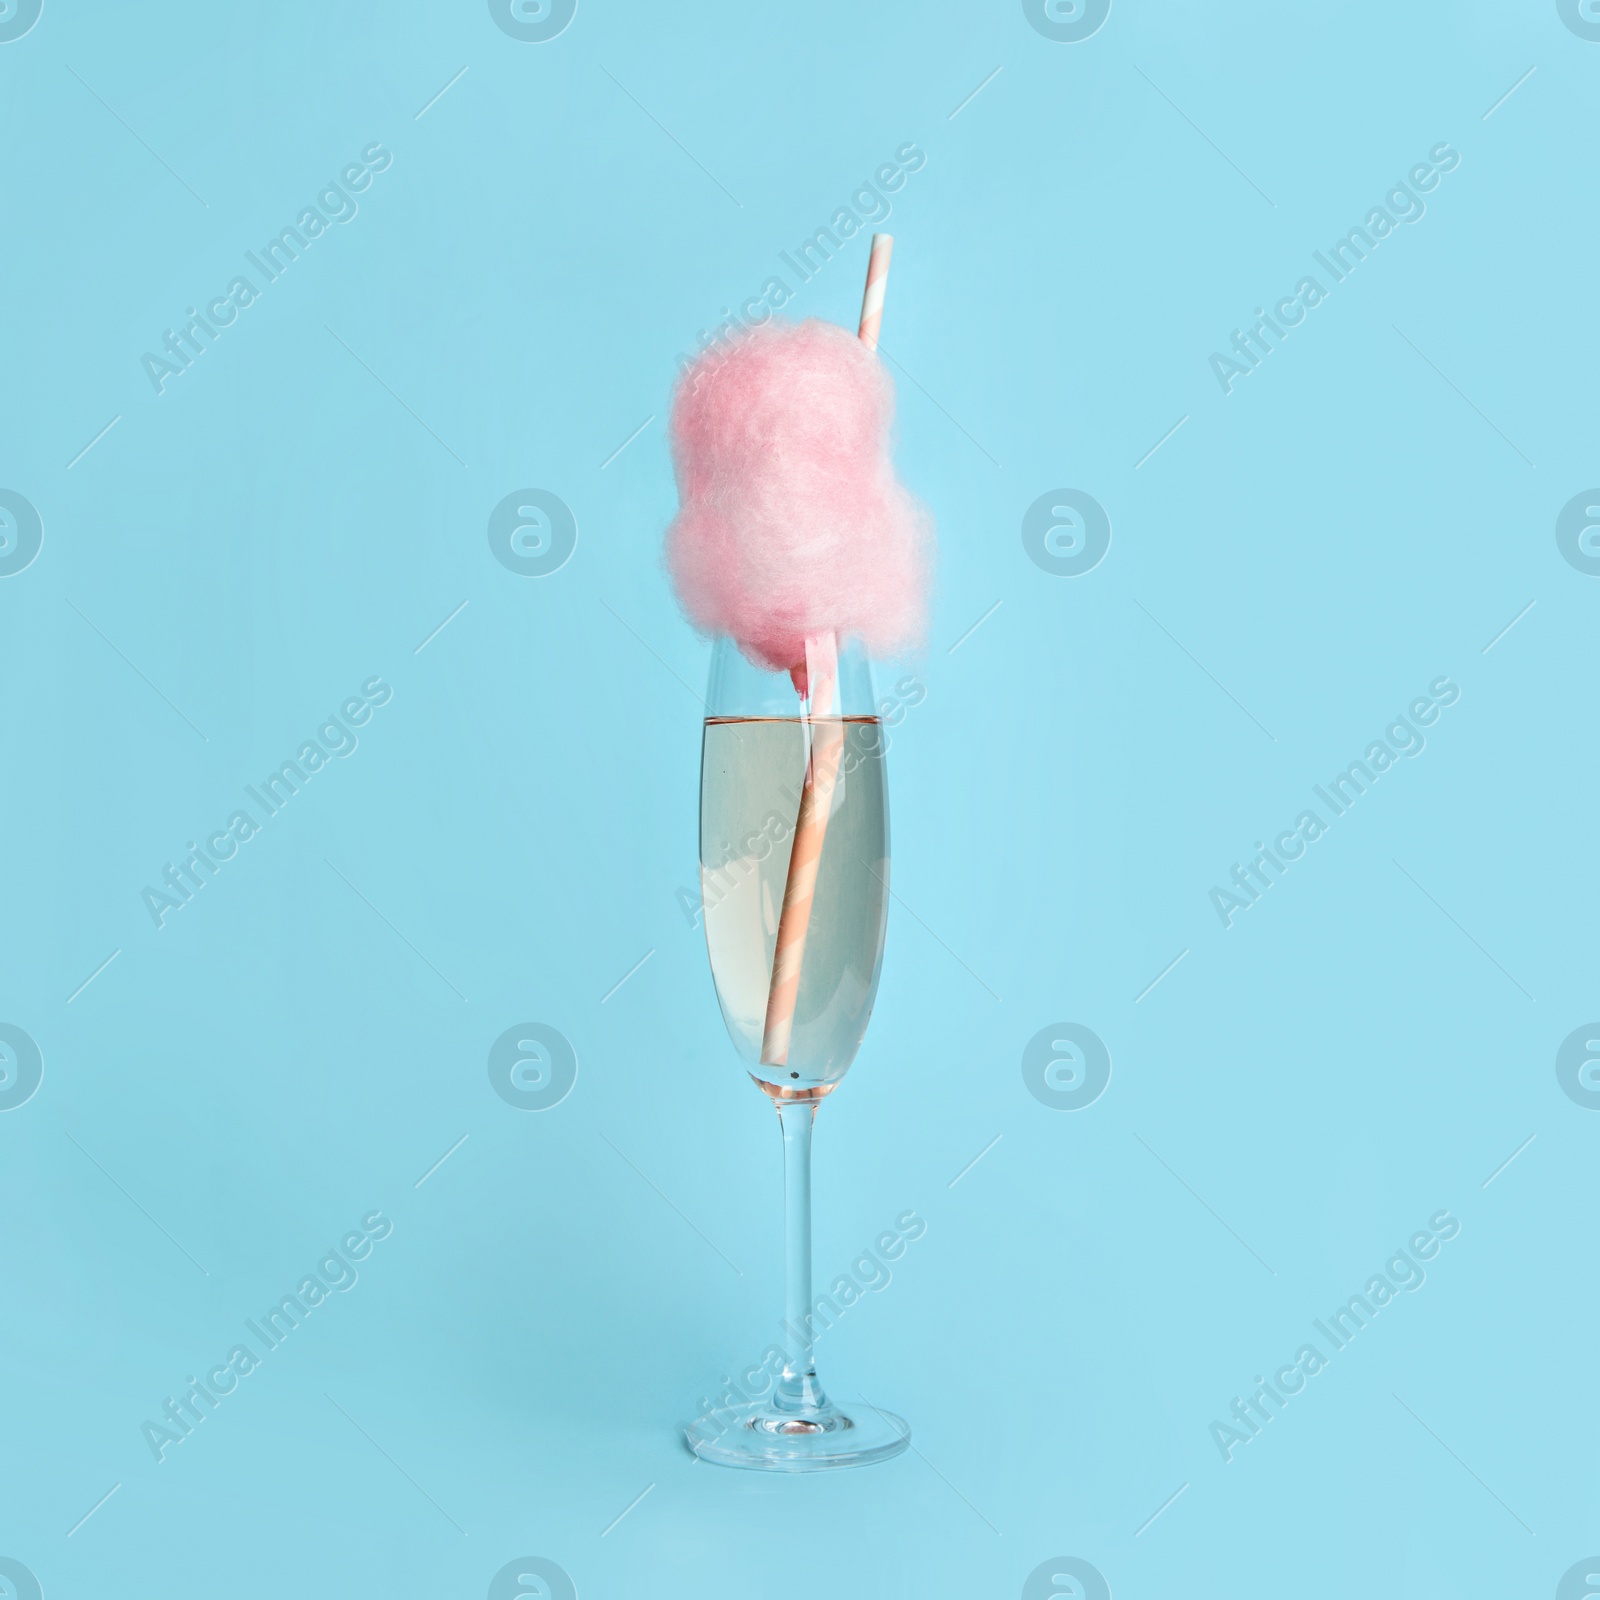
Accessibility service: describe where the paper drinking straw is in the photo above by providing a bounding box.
[759,238,894,1070]
[760,632,846,1068]
[856,233,893,351]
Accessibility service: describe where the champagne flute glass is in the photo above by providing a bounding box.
[685,634,910,1470]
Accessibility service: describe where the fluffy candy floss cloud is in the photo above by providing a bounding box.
[663,318,934,676]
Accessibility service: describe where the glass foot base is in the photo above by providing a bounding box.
[687,1399,910,1472]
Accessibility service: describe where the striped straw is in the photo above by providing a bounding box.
[856,233,893,351]
[758,242,896,1070]
[759,632,844,1068]
[755,243,896,1068]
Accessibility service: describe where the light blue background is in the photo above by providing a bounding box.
[2,1,1596,1594]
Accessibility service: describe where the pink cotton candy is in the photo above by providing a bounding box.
[663,317,934,676]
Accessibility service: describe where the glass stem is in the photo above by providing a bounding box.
[774,1099,830,1414]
